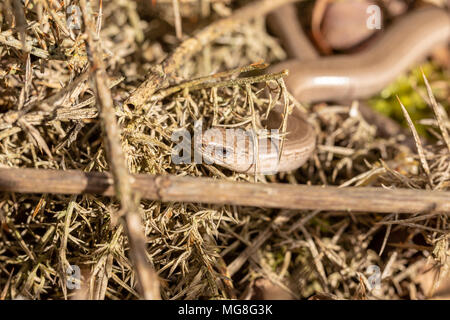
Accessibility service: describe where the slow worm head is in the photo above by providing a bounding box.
[197,7,450,174]
[196,104,316,174]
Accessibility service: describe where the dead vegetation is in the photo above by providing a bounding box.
[0,0,449,300]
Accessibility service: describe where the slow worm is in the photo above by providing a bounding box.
[197,6,450,174]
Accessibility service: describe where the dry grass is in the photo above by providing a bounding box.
[0,0,449,300]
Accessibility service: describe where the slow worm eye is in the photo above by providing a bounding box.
[214,146,230,158]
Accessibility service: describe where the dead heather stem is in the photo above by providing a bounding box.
[125,0,298,107]
[79,0,160,300]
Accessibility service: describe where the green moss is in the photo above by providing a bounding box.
[368,62,449,137]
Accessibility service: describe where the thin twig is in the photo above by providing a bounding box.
[125,0,299,107]
[0,72,90,127]
[1,167,450,214]
[150,62,270,101]
[79,0,160,300]
[0,76,124,131]
[0,31,49,59]
[397,96,432,187]
[422,71,450,153]
[172,0,183,40]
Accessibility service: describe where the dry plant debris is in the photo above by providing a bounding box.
[0,0,449,300]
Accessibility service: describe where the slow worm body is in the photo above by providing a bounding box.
[197,7,450,174]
